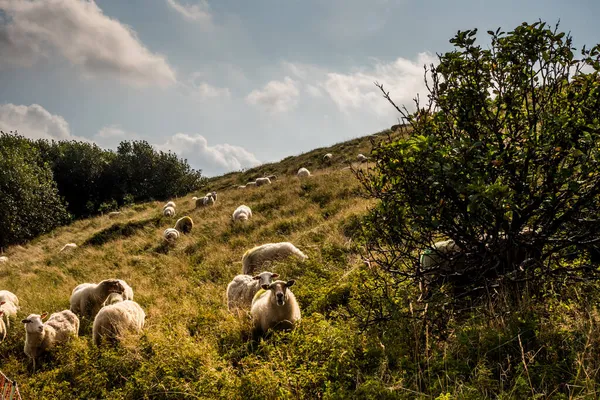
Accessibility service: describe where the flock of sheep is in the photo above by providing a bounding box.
[0,150,371,372]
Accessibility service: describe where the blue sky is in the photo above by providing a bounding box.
[0,0,598,176]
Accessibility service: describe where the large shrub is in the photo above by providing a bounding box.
[0,133,70,249]
[359,21,600,309]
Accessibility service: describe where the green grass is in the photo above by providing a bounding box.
[1,128,600,399]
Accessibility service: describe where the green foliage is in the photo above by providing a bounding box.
[361,21,600,303]
[0,133,70,249]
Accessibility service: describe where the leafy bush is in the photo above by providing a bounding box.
[359,21,600,307]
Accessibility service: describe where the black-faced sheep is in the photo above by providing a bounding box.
[92,300,145,346]
[22,310,80,371]
[242,242,308,275]
[226,271,279,311]
[69,279,126,320]
[250,280,301,338]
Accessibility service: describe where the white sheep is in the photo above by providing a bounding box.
[0,307,5,343]
[69,279,126,320]
[107,211,121,218]
[102,279,134,307]
[60,243,77,253]
[267,175,277,181]
[192,196,198,202]
[92,300,145,346]
[163,206,175,217]
[174,216,194,234]
[206,191,218,201]
[226,271,279,311]
[237,185,247,189]
[196,196,215,208]
[297,168,311,177]
[357,153,368,162]
[242,242,308,275]
[163,228,180,242]
[163,201,176,209]
[246,182,257,187]
[255,177,271,186]
[0,290,19,307]
[323,153,333,161]
[0,299,18,328]
[250,280,301,337]
[419,239,463,279]
[233,205,252,222]
[0,256,8,263]
[22,310,79,371]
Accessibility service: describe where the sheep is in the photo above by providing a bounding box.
[69,279,126,320]
[22,310,79,371]
[357,154,368,162]
[297,167,311,177]
[226,271,279,311]
[102,279,134,307]
[196,196,215,208]
[0,299,18,328]
[246,181,257,187]
[92,300,145,346]
[163,201,176,209]
[0,256,8,263]
[192,196,198,202]
[0,307,5,343]
[237,185,247,189]
[242,242,308,275]
[107,211,121,218]
[163,228,180,242]
[323,153,333,161]
[206,191,217,201]
[0,290,18,307]
[267,175,277,181]
[163,206,175,217]
[174,216,194,234]
[255,177,271,186]
[60,243,77,253]
[250,280,301,337]
[233,205,252,222]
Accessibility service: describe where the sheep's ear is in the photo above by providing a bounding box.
[261,284,269,290]
[272,273,279,279]
[21,319,30,324]
[40,312,48,320]
[285,280,295,287]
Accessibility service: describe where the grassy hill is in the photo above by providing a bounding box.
[0,132,384,399]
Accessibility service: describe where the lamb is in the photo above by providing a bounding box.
[226,271,279,311]
[297,167,311,177]
[163,201,176,209]
[250,280,301,337]
[163,206,175,217]
[22,310,79,371]
[174,216,194,234]
[267,175,277,181]
[233,205,252,222]
[163,228,180,242]
[60,243,77,253]
[92,300,145,346]
[242,242,308,275]
[196,196,215,208]
[69,279,126,320]
[357,154,368,162]
[0,256,8,263]
[102,279,134,307]
[255,177,271,186]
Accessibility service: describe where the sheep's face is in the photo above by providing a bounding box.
[102,280,125,294]
[254,272,279,288]
[265,280,295,306]
[22,313,47,333]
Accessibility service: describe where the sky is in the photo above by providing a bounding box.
[0,0,598,176]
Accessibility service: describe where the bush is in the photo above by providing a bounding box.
[359,21,600,308]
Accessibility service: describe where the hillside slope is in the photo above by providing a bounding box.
[0,139,380,398]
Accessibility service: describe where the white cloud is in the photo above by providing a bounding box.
[0,103,89,141]
[181,72,231,100]
[246,77,300,113]
[0,0,176,88]
[94,124,142,149]
[320,52,437,116]
[156,133,261,176]
[166,0,212,24]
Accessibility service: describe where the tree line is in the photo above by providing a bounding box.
[0,132,205,249]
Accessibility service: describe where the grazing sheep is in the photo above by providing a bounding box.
[60,243,77,253]
[93,300,145,346]
[163,228,180,242]
[0,256,8,263]
[246,182,257,187]
[357,154,368,162]
[323,153,333,161]
[107,211,121,218]
[255,177,271,186]
[206,191,218,201]
[163,206,175,217]
[267,175,277,181]
[242,242,308,275]
[22,310,79,371]
[0,308,5,343]
[174,216,194,234]
[70,279,126,320]
[102,279,134,307]
[251,280,301,337]
[233,205,252,222]
[226,271,279,311]
[297,167,311,177]
[163,201,176,209]
[196,196,215,208]
[0,299,18,328]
